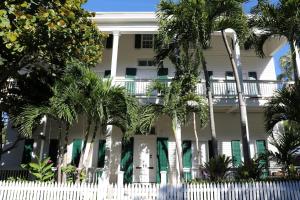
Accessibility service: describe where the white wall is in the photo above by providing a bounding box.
[95,35,277,81]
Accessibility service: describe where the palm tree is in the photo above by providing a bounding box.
[157,0,252,164]
[146,79,208,181]
[246,0,300,82]
[278,51,297,81]
[156,0,218,158]
[267,120,300,173]
[264,84,300,131]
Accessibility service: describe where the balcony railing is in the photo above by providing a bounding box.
[114,78,292,98]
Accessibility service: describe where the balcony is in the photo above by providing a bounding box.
[114,79,292,98]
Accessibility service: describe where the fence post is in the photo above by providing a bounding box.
[160,171,167,185]
[117,171,124,188]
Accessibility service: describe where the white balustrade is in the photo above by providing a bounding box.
[114,78,292,98]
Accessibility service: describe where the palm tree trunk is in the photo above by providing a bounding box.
[57,121,63,182]
[221,30,251,165]
[61,124,70,181]
[0,118,4,162]
[289,40,300,83]
[199,50,218,158]
[172,116,184,182]
[192,112,201,166]
[85,123,99,168]
[78,120,92,169]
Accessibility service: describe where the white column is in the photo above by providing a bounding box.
[111,31,121,80]
[233,32,244,92]
[295,44,300,78]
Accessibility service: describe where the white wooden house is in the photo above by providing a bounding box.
[1,12,289,184]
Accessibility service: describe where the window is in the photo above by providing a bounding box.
[135,34,154,49]
[138,59,155,67]
[208,71,213,79]
[231,140,242,167]
[248,72,257,80]
[104,70,111,78]
[225,71,234,80]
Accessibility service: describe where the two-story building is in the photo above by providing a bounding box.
[1,12,287,184]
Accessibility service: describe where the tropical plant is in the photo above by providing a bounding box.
[156,0,251,164]
[278,52,294,81]
[145,79,208,181]
[0,0,105,154]
[236,158,266,180]
[61,164,77,183]
[267,120,300,173]
[204,155,232,181]
[264,84,300,130]
[21,157,55,182]
[246,0,300,82]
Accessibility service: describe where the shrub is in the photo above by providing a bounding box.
[204,155,232,181]
[236,158,266,180]
[21,157,54,182]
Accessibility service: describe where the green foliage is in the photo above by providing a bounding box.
[267,120,300,172]
[0,0,105,133]
[204,155,232,181]
[21,157,54,182]
[278,51,294,81]
[264,84,300,131]
[236,158,266,180]
[62,164,77,183]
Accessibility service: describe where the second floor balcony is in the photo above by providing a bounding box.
[114,79,291,98]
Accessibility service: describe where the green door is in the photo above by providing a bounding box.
[231,140,242,167]
[125,68,137,95]
[256,140,268,177]
[182,140,192,181]
[71,139,82,167]
[121,137,134,184]
[22,139,34,164]
[156,137,169,183]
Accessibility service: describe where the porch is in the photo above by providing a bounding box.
[114,79,291,98]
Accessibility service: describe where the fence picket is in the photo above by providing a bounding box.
[0,180,300,199]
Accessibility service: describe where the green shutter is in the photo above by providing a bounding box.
[256,140,268,177]
[231,140,242,167]
[125,68,136,94]
[156,137,169,183]
[22,139,34,164]
[120,138,134,184]
[97,140,106,168]
[71,139,82,167]
[182,140,192,181]
[48,139,59,166]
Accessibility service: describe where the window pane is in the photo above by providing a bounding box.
[142,34,153,48]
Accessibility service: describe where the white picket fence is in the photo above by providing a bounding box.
[0,180,300,200]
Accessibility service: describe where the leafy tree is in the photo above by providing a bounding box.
[246,0,300,82]
[145,80,208,181]
[0,0,105,157]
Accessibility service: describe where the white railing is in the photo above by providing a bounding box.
[114,78,292,98]
[86,168,104,183]
[0,180,300,200]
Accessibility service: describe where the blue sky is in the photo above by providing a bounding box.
[83,0,289,76]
